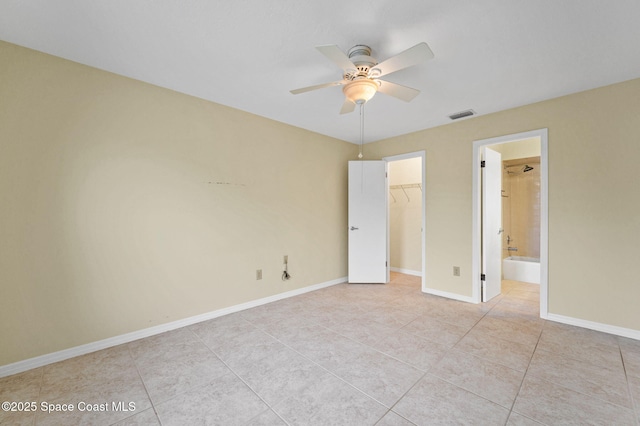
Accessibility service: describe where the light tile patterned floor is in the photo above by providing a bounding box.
[2,273,639,425]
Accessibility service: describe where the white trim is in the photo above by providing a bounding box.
[390,267,422,277]
[546,313,640,341]
[539,134,549,318]
[383,151,426,162]
[422,287,476,304]
[383,151,426,291]
[0,276,346,378]
[472,129,548,319]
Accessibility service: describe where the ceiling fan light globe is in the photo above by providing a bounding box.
[342,79,378,104]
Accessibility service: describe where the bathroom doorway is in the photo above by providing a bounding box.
[472,129,548,318]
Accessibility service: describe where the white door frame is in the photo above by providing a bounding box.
[383,151,426,290]
[471,129,549,318]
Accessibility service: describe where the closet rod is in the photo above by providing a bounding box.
[389,183,422,202]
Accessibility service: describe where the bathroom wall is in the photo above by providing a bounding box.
[388,158,422,274]
[502,157,541,259]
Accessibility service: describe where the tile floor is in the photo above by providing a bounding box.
[1,273,639,425]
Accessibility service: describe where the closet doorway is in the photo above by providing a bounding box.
[383,151,426,291]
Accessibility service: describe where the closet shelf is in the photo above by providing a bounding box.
[389,183,422,202]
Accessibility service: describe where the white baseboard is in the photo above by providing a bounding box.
[422,287,476,304]
[0,276,347,378]
[545,313,640,341]
[390,267,422,277]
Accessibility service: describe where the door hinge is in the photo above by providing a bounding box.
[385,261,388,267]
[481,273,486,281]
[480,160,486,168]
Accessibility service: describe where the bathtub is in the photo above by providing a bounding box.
[503,256,540,284]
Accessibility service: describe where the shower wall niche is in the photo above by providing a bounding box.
[502,156,540,259]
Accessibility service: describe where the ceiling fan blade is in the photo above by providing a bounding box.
[374,42,434,77]
[376,80,420,102]
[339,99,356,114]
[290,80,347,95]
[316,45,356,71]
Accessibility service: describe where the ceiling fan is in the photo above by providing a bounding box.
[290,42,434,114]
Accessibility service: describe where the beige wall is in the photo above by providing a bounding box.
[366,78,640,331]
[490,137,541,160]
[0,41,357,366]
[389,158,422,272]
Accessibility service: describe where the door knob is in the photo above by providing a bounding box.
[350,226,359,231]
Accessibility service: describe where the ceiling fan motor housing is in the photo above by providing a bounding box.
[345,45,380,79]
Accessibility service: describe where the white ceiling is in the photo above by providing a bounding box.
[2,1,640,144]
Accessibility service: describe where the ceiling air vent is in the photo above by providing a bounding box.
[448,109,475,120]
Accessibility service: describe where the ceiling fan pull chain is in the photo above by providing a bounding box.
[358,102,364,159]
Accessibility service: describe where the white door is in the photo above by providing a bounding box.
[482,147,502,301]
[348,160,388,283]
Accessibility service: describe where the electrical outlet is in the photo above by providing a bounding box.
[453,266,460,276]
[256,269,262,280]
